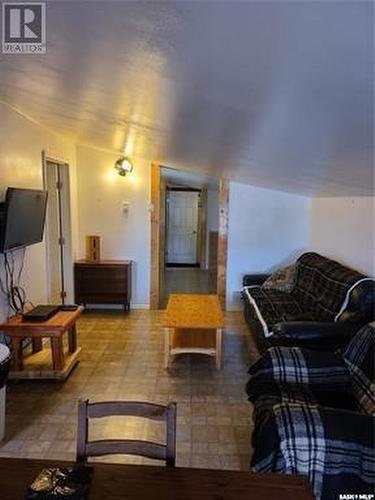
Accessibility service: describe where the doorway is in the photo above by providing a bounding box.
[43,154,73,305]
[153,166,221,308]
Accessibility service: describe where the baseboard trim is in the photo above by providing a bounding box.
[80,303,150,311]
[165,263,200,268]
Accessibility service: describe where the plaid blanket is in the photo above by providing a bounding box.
[343,322,375,415]
[248,345,350,388]
[242,252,373,336]
[247,346,357,441]
[252,402,375,500]
[291,252,367,321]
[243,286,305,336]
[247,323,375,499]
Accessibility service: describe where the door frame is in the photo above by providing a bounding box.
[149,164,229,309]
[42,150,74,304]
[198,187,208,270]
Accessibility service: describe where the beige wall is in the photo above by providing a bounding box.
[0,103,78,322]
[310,196,375,275]
[76,145,151,307]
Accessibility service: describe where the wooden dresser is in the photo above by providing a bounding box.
[74,260,132,311]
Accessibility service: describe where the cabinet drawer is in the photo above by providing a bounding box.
[74,261,132,306]
[75,293,126,304]
[75,268,127,294]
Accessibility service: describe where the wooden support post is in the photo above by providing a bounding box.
[68,324,77,353]
[11,338,23,371]
[217,178,229,310]
[216,328,223,370]
[164,328,171,369]
[198,188,208,269]
[150,163,161,309]
[32,338,43,353]
[51,337,65,371]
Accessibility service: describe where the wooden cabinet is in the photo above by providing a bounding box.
[74,260,132,311]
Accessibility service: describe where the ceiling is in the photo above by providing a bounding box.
[0,1,373,196]
[161,166,218,190]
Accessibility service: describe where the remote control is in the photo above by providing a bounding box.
[60,305,79,311]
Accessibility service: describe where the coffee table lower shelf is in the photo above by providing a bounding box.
[165,327,222,369]
[8,346,81,381]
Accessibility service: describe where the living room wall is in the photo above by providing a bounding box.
[226,181,310,310]
[0,103,78,323]
[76,145,151,307]
[310,196,375,275]
[226,186,374,310]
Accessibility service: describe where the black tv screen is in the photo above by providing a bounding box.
[0,188,48,253]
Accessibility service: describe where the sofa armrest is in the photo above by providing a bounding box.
[243,274,270,287]
[270,321,359,350]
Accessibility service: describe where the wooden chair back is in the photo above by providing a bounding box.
[76,400,177,466]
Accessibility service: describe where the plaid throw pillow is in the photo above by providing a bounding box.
[262,265,296,293]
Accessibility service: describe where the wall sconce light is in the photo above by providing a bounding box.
[115,157,134,177]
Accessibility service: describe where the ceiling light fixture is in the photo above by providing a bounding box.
[115,157,134,177]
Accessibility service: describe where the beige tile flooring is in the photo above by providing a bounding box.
[0,310,259,470]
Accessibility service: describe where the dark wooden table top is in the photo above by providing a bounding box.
[0,458,314,500]
[75,259,132,266]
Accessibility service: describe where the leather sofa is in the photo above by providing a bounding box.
[242,252,375,352]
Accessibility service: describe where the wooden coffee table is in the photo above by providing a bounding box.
[0,306,84,381]
[164,294,224,369]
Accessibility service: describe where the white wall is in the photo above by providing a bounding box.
[310,196,375,276]
[0,103,78,323]
[76,145,150,307]
[227,181,310,309]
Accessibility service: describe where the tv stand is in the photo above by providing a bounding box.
[1,307,84,380]
[74,260,132,311]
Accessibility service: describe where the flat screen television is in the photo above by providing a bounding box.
[0,188,48,253]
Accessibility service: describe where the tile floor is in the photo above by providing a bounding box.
[161,268,217,308]
[0,310,259,470]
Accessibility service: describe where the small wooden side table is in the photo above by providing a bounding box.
[0,306,84,381]
[163,294,224,369]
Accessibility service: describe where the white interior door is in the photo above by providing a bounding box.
[167,191,200,264]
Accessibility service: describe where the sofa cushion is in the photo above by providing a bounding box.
[291,252,367,321]
[343,322,375,415]
[244,286,308,336]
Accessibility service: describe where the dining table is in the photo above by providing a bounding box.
[0,457,314,499]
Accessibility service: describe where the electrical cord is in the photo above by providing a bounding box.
[0,248,27,315]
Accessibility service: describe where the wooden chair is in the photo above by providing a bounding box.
[76,400,177,466]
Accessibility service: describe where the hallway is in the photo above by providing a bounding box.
[161,268,217,308]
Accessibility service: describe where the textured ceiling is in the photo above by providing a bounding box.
[161,166,218,190]
[0,0,373,196]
